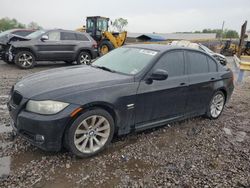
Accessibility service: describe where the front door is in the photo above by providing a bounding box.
[135,50,188,127]
[35,31,62,60]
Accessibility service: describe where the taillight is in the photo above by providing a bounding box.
[92,41,98,49]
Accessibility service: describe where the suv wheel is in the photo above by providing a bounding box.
[77,51,91,65]
[65,109,115,158]
[206,91,225,119]
[14,51,35,69]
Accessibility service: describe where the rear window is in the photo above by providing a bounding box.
[187,51,209,74]
[61,32,77,40]
[76,34,89,41]
[207,57,217,72]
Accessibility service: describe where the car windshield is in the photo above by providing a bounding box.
[26,30,45,39]
[92,47,158,75]
[0,29,14,37]
[199,44,213,54]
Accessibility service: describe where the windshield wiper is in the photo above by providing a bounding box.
[91,65,116,73]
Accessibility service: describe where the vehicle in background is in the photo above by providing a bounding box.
[170,40,227,65]
[6,29,98,69]
[78,16,127,56]
[0,29,35,63]
[8,44,234,157]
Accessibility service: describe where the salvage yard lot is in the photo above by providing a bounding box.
[0,59,250,187]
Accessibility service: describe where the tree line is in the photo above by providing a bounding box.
[0,17,42,32]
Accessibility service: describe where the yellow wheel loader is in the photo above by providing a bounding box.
[79,16,127,56]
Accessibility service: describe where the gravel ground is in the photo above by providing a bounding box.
[0,59,249,188]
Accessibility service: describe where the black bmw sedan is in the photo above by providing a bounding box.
[7,44,234,157]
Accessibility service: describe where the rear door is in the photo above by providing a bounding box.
[185,51,219,115]
[135,50,188,126]
[60,32,78,60]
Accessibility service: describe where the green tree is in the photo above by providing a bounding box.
[112,18,128,32]
[0,17,26,31]
[223,29,239,38]
[27,22,43,30]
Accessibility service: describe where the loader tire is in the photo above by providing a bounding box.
[99,40,114,56]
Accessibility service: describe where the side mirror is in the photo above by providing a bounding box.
[149,69,168,81]
[41,35,49,41]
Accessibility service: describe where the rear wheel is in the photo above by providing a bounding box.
[14,51,35,69]
[206,91,225,119]
[64,108,115,158]
[76,51,91,65]
[99,40,114,56]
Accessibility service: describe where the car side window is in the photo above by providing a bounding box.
[207,57,217,72]
[187,51,209,74]
[47,31,60,41]
[76,34,89,41]
[61,32,77,40]
[154,51,185,77]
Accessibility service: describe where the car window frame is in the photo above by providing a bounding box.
[207,56,218,72]
[151,49,186,79]
[60,31,77,41]
[46,31,61,41]
[185,50,210,75]
[141,49,187,82]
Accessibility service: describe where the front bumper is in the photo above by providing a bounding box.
[8,101,80,152]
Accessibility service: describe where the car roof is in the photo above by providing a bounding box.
[124,43,204,53]
[44,29,85,34]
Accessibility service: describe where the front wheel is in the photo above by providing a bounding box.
[206,91,225,119]
[99,40,114,56]
[14,51,35,69]
[64,109,115,158]
[76,51,91,65]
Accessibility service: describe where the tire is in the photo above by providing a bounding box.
[99,40,114,56]
[64,108,115,158]
[14,51,35,69]
[76,51,91,65]
[205,91,225,119]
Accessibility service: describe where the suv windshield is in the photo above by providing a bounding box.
[92,47,158,75]
[26,30,45,39]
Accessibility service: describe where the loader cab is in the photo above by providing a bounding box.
[86,16,109,42]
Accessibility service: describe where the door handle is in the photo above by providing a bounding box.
[210,77,215,81]
[180,82,186,86]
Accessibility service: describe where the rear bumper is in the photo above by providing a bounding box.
[8,103,79,152]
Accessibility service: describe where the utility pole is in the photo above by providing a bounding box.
[220,21,225,44]
[237,21,247,57]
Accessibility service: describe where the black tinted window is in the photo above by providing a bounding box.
[13,31,33,36]
[187,52,209,74]
[207,57,217,72]
[61,32,77,40]
[76,34,89,41]
[155,51,185,77]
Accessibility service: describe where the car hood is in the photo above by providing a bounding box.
[0,34,30,46]
[14,65,133,100]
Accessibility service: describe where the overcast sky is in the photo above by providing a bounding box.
[1,0,250,33]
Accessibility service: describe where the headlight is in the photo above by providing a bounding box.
[26,100,69,115]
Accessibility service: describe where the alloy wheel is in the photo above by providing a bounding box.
[18,53,33,67]
[80,54,91,64]
[210,93,225,118]
[74,115,111,154]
